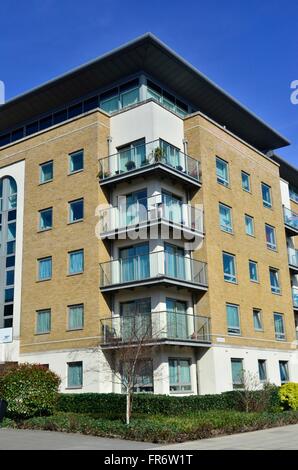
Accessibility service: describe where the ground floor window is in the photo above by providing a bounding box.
[169,358,191,392]
[67,361,83,388]
[121,359,153,393]
[258,359,267,382]
[231,358,244,389]
[279,361,289,384]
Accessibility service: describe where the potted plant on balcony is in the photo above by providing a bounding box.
[125,160,136,171]
[154,146,164,162]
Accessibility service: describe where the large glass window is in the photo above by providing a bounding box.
[69,250,84,275]
[120,298,151,341]
[166,298,188,340]
[121,360,154,393]
[223,252,237,283]
[219,203,233,233]
[67,361,83,388]
[279,361,289,384]
[289,185,298,203]
[265,224,277,250]
[262,183,272,208]
[270,268,280,294]
[69,198,84,223]
[249,260,259,282]
[69,150,84,174]
[245,214,254,236]
[68,304,84,330]
[274,313,285,341]
[38,257,52,281]
[241,171,251,192]
[258,360,267,382]
[231,359,244,389]
[253,309,263,331]
[216,157,229,187]
[119,243,149,282]
[39,208,53,231]
[164,243,185,280]
[118,139,146,173]
[40,161,53,183]
[169,358,191,392]
[226,304,240,335]
[162,191,183,225]
[36,309,51,334]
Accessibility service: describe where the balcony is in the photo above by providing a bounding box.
[99,250,208,293]
[100,311,211,348]
[288,249,298,273]
[293,287,298,311]
[283,206,298,235]
[98,139,201,189]
[98,194,203,239]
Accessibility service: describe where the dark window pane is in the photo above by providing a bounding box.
[26,121,39,136]
[147,80,161,94]
[83,96,98,112]
[6,256,15,268]
[39,115,53,130]
[163,90,175,102]
[8,210,17,221]
[7,241,16,255]
[176,98,188,111]
[6,270,14,286]
[68,103,83,118]
[4,304,13,316]
[0,134,11,147]
[53,110,67,124]
[120,79,139,93]
[5,288,14,302]
[100,88,117,101]
[4,318,13,328]
[11,128,24,142]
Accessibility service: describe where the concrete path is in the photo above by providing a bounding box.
[0,424,297,450]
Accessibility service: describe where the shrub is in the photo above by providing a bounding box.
[0,363,60,419]
[57,387,279,417]
[279,382,298,410]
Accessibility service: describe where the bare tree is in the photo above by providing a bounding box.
[235,370,275,413]
[101,312,164,425]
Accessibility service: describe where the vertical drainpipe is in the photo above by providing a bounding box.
[107,136,113,156]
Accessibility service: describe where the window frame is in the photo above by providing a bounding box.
[265,223,277,251]
[245,214,255,237]
[269,267,281,295]
[241,171,251,193]
[68,249,84,275]
[253,309,263,332]
[274,312,286,341]
[216,156,230,187]
[36,308,51,335]
[39,160,53,184]
[226,303,241,336]
[68,198,84,224]
[261,182,272,208]
[279,360,289,384]
[39,207,53,231]
[258,359,267,382]
[37,256,52,281]
[169,357,192,393]
[249,260,259,283]
[67,361,83,389]
[69,150,84,175]
[231,358,244,389]
[219,202,233,234]
[67,303,84,331]
[222,252,237,283]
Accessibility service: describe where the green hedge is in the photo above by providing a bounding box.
[57,386,279,416]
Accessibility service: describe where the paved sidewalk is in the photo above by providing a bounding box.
[0,424,297,450]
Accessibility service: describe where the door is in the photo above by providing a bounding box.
[120,298,151,341]
[166,298,188,339]
[120,243,149,282]
[164,243,185,280]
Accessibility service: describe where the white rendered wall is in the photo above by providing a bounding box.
[280,178,291,208]
[0,160,25,362]
[110,101,184,153]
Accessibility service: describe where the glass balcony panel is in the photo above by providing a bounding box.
[284,206,298,231]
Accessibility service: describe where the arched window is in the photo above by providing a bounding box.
[0,176,17,329]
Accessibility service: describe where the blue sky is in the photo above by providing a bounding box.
[1,0,298,166]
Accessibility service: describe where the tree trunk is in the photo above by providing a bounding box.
[126,392,130,425]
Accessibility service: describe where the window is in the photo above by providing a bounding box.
[169,358,191,392]
[223,252,237,283]
[132,360,153,393]
[226,304,240,335]
[231,359,244,389]
[258,360,267,382]
[38,257,52,281]
[245,214,254,236]
[265,224,277,250]
[219,203,233,233]
[241,171,251,192]
[68,304,84,330]
[249,260,259,282]
[67,361,83,388]
[279,361,289,384]
[69,249,84,275]
[289,185,298,203]
[69,198,84,223]
[216,157,229,187]
[39,208,53,231]
[69,150,84,174]
[270,268,280,294]
[40,161,53,183]
[253,309,263,331]
[274,313,285,341]
[36,309,51,334]
[262,183,272,208]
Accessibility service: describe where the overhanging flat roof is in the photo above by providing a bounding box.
[271,153,298,185]
[0,33,290,151]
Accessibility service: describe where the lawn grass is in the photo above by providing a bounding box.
[2,410,298,443]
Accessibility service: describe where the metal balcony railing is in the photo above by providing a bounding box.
[100,311,211,345]
[98,193,203,235]
[293,287,298,308]
[99,251,208,288]
[284,206,298,232]
[288,249,298,268]
[98,139,201,182]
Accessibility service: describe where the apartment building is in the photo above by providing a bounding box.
[0,33,297,394]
